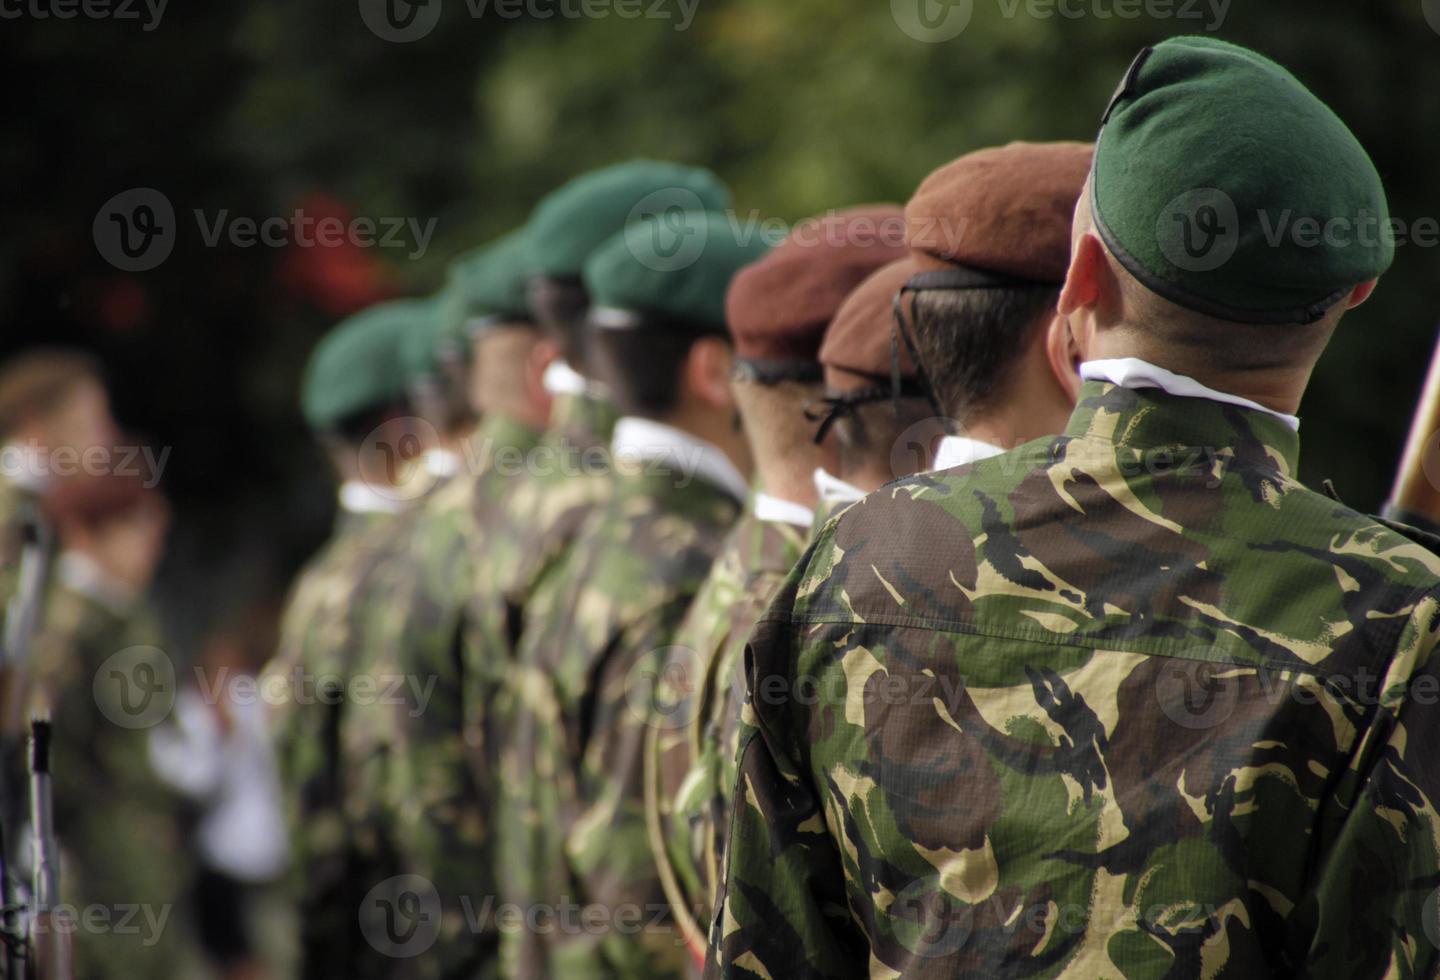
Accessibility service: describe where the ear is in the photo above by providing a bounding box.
[1042,312,1083,405]
[686,336,736,411]
[1345,279,1378,310]
[1058,232,1107,318]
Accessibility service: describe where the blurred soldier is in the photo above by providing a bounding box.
[497,210,766,979]
[464,162,734,679]
[399,292,477,486]
[262,300,429,980]
[0,348,195,978]
[360,231,551,980]
[712,38,1437,977]
[643,206,906,964]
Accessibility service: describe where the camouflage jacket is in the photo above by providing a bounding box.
[496,457,742,980]
[646,506,810,957]
[263,502,410,980]
[351,415,542,978]
[710,381,1440,979]
[26,577,194,979]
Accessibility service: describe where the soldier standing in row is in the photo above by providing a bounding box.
[498,209,766,979]
[643,205,906,966]
[711,37,1437,977]
[264,300,430,980]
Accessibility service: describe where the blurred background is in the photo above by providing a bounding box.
[2,0,1438,665]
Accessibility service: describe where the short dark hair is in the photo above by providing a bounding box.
[0,348,105,439]
[909,286,1059,419]
[588,325,723,418]
[527,276,590,369]
[324,399,411,448]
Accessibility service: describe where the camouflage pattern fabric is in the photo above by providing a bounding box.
[263,503,409,980]
[496,457,742,980]
[710,381,1440,979]
[355,414,542,980]
[26,584,194,979]
[645,507,809,957]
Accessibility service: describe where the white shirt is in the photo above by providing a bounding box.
[543,360,609,400]
[931,435,1007,472]
[752,492,814,529]
[56,550,137,615]
[1080,357,1300,431]
[813,467,866,507]
[338,480,406,515]
[610,417,751,503]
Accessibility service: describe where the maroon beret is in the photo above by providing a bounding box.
[905,141,1093,282]
[726,205,907,368]
[819,255,925,394]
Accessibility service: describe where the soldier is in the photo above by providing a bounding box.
[903,142,1091,473]
[359,231,552,980]
[710,37,1437,977]
[262,299,431,980]
[1,358,196,978]
[399,292,477,486]
[643,206,906,964]
[805,252,949,523]
[497,209,767,979]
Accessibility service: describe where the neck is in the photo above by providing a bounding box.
[1088,337,1316,417]
[755,459,820,510]
[661,405,752,484]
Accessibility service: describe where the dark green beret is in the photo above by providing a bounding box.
[398,295,451,381]
[583,210,771,332]
[444,229,534,341]
[1094,36,1393,324]
[525,160,732,280]
[301,300,418,431]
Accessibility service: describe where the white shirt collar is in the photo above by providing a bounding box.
[2,443,49,494]
[1079,357,1300,432]
[610,417,751,503]
[542,360,609,400]
[931,435,1007,473]
[424,447,460,479]
[812,467,866,506]
[57,550,137,615]
[338,480,406,515]
[752,492,814,529]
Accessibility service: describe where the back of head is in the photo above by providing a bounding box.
[903,141,1092,420]
[583,209,769,419]
[726,205,908,490]
[301,301,415,447]
[820,256,946,489]
[1085,37,1392,375]
[523,160,732,369]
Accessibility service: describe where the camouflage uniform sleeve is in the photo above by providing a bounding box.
[706,549,864,979]
[1297,584,1440,977]
[570,600,694,980]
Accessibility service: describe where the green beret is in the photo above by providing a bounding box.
[1093,37,1393,324]
[443,229,534,343]
[525,160,732,280]
[398,295,451,381]
[301,300,417,431]
[583,210,771,331]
